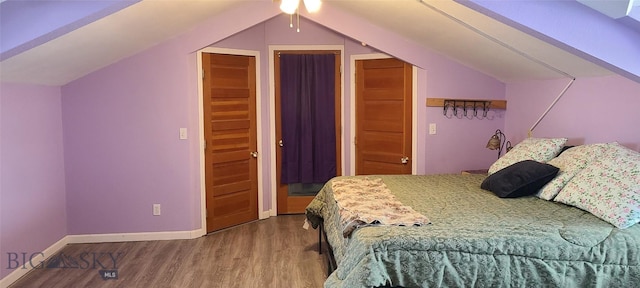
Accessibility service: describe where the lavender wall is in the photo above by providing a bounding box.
[61,9,505,234]
[505,75,640,150]
[0,84,67,279]
[61,48,195,234]
[61,4,281,234]
[424,58,506,174]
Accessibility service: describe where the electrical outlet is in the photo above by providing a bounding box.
[153,204,161,216]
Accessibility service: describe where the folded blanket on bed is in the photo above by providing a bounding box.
[331,177,430,237]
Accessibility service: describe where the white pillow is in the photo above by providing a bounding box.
[537,144,606,200]
[488,137,568,175]
[554,143,640,229]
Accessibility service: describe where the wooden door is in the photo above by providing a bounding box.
[203,53,258,232]
[275,51,342,214]
[355,58,412,175]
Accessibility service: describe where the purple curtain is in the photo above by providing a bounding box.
[280,54,336,184]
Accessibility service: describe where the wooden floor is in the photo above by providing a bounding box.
[9,215,328,288]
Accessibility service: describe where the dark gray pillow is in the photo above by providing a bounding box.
[481,160,559,198]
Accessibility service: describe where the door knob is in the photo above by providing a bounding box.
[251,151,258,158]
[401,157,409,164]
[278,140,284,147]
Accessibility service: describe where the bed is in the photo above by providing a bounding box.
[305,139,640,288]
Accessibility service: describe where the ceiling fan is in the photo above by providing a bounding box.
[278,0,322,14]
[274,0,322,32]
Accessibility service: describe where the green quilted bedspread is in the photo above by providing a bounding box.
[305,174,640,288]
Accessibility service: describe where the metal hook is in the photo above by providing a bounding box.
[475,102,486,119]
[452,101,458,117]
[483,102,489,118]
[443,100,455,118]
[466,101,476,119]
[463,101,468,117]
[443,100,449,116]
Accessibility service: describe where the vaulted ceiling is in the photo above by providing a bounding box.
[1,0,638,86]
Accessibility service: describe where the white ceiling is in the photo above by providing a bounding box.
[0,0,248,86]
[0,0,613,86]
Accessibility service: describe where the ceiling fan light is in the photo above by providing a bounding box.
[280,0,299,15]
[303,0,321,13]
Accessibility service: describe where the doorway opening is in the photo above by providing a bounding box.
[272,48,343,214]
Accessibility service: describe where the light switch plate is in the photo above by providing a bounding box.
[179,128,187,140]
[429,123,437,135]
[153,204,161,216]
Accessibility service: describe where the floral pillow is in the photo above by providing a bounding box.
[488,137,568,175]
[554,143,640,229]
[537,144,607,200]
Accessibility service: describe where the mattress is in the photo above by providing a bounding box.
[305,174,640,288]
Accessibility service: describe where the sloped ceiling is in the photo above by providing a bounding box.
[0,0,253,86]
[326,0,611,80]
[0,0,616,86]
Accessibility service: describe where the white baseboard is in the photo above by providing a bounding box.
[0,229,202,288]
[0,236,70,288]
[67,229,202,244]
[260,210,272,219]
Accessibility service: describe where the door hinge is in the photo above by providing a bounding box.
[354,136,357,146]
[204,140,207,150]
[202,68,205,79]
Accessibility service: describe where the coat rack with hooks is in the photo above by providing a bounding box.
[426,98,507,119]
